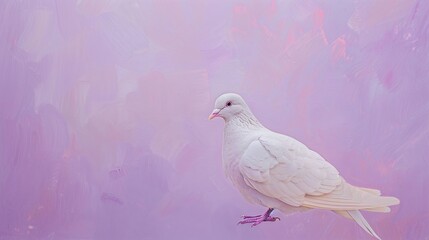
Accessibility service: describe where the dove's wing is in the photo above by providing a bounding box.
[239,132,399,210]
[239,133,341,207]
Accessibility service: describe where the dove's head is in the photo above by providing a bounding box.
[208,93,250,121]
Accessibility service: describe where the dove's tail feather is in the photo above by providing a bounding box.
[359,187,381,195]
[303,179,400,211]
[363,206,391,213]
[333,205,390,220]
[363,195,399,211]
[347,210,381,240]
[358,186,399,213]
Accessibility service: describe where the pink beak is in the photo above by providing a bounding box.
[208,108,221,120]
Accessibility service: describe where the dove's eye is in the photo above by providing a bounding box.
[226,101,232,107]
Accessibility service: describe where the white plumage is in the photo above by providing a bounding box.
[209,93,399,239]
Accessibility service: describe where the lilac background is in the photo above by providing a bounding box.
[1,0,428,239]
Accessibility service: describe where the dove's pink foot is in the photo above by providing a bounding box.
[238,208,280,227]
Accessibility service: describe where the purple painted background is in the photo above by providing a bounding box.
[1,0,428,239]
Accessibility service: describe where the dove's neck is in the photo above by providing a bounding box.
[225,110,263,130]
[223,110,264,153]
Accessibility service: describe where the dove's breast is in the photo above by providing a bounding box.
[222,134,249,174]
[221,124,265,182]
[221,129,262,205]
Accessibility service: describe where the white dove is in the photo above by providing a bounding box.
[209,93,399,240]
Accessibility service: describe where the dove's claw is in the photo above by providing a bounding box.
[237,208,279,227]
[241,214,262,219]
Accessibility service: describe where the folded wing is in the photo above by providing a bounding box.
[239,133,399,210]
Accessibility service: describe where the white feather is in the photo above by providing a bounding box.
[212,93,399,239]
[347,210,381,240]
